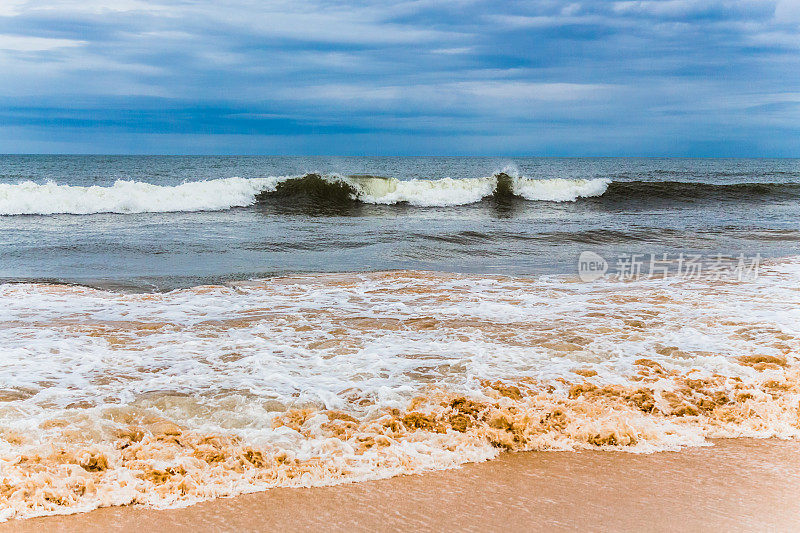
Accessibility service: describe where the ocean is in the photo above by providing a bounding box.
[0,156,799,521]
[1,156,798,289]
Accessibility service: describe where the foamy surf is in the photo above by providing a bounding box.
[0,173,610,215]
[352,174,610,205]
[0,177,276,215]
[1,259,799,520]
[7,172,796,216]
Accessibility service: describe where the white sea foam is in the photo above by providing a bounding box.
[512,176,611,202]
[0,177,277,215]
[0,174,611,215]
[353,176,497,206]
[353,175,609,205]
[1,259,799,520]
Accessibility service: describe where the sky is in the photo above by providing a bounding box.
[0,0,798,156]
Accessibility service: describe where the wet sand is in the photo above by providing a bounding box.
[4,439,799,532]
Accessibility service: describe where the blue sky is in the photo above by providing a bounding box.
[0,0,798,155]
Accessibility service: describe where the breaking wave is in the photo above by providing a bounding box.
[0,177,276,216]
[0,173,609,215]
[258,172,610,206]
[2,173,798,216]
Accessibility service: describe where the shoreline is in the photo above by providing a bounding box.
[0,251,794,293]
[4,438,799,532]
[1,267,799,523]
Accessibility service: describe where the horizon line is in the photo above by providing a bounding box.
[2,154,799,160]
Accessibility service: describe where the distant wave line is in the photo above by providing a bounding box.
[0,172,609,215]
[1,173,797,216]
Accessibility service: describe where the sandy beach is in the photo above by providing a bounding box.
[3,0,800,527]
[4,439,798,532]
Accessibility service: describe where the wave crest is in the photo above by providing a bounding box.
[0,173,611,215]
[7,173,793,216]
[0,177,276,215]
[256,172,610,207]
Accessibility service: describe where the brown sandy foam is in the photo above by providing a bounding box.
[2,267,800,521]
[3,439,798,532]
[2,365,799,522]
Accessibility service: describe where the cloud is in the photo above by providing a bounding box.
[0,33,84,50]
[0,0,797,155]
[775,0,800,23]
